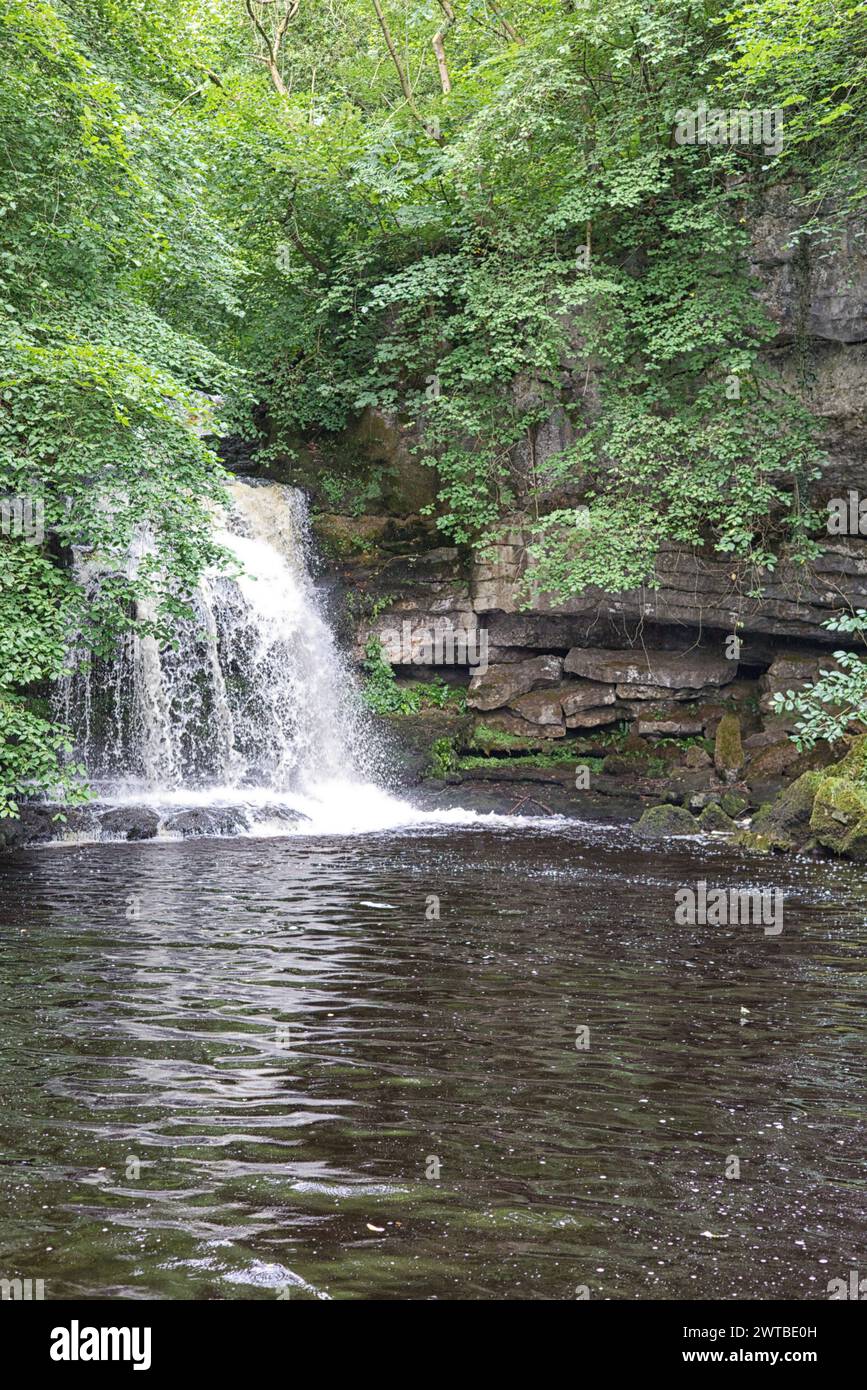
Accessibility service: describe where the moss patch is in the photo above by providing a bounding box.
[714,713,744,779]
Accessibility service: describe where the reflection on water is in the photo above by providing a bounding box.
[0,823,865,1300]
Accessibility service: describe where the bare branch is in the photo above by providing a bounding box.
[487,1,522,45]
[243,0,301,96]
[432,1,455,95]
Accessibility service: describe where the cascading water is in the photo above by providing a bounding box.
[56,479,441,837]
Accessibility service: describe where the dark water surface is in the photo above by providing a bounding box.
[1,822,865,1300]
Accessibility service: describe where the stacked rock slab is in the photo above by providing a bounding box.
[467,645,737,737]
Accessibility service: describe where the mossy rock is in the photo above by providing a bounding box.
[824,732,867,784]
[386,711,474,785]
[753,769,824,844]
[635,804,697,837]
[810,775,867,859]
[713,712,744,781]
[750,801,773,830]
[734,830,779,854]
[719,791,749,818]
[470,721,552,755]
[697,802,737,833]
[837,822,867,861]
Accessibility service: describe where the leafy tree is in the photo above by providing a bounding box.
[772,611,867,749]
[0,0,242,812]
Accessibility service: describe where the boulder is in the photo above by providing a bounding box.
[162,808,247,837]
[635,804,698,837]
[720,792,750,818]
[714,714,745,781]
[602,753,649,776]
[750,770,825,849]
[16,805,66,842]
[99,806,160,841]
[467,655,563,711]
[697,802,737,833]
[827,731,867,781]
[685,745,713,769]
[744,729,786,750]
[746,739,800,781]
[759,650,841,713]
[564,647,735,689]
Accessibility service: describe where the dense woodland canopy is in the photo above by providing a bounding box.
[0,0,865,811]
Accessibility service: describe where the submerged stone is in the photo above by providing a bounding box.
[162,808,248,838]
[99,807,160,841]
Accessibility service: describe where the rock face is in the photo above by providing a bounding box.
[468,655,563,710]
[637,714,705,737]
[508,688,570,727]
[472,535,867,644]
[564,647,735,689]
[561,681,617,712]
[474,712,566,743]
[565,705,625,729]
[285,185,866,680]
[758,650,841,713]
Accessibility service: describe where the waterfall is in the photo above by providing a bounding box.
[55,479,423,833]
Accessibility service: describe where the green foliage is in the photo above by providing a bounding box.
[723,0,867,224]
[0,0,243,808]
[207,0,851,602]
[428,737,458,778]
[361,636,467,715]
[771,610,867,748]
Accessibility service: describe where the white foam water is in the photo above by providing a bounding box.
[55,479,539,840]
